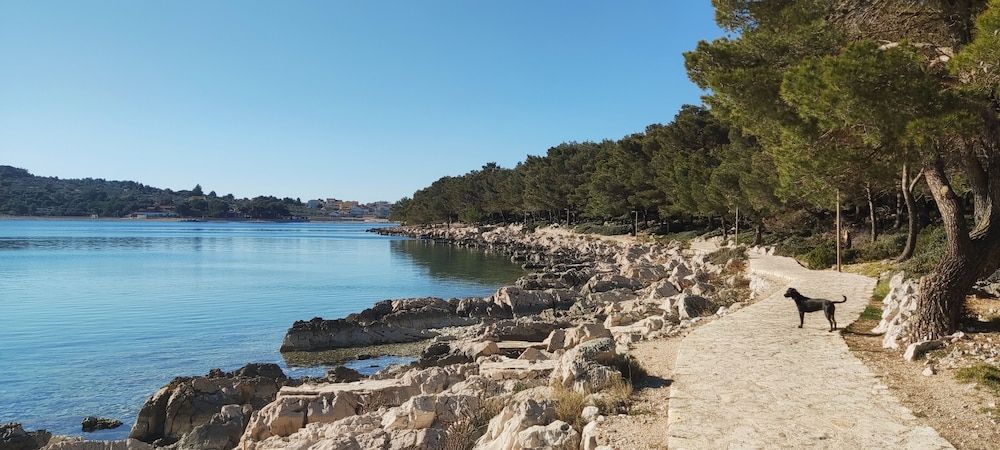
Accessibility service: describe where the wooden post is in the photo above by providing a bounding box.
[836,190,842,272]
[735,206,740,247]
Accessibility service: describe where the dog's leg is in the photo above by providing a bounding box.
[798,311,804,328]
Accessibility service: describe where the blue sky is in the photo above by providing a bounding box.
[0,1,723,202]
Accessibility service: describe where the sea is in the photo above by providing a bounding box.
[0,219,523,439]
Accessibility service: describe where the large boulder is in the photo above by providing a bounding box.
[129,363,291,447]
[242,391,359,441]
[516,420,580,450]
[380,393,479,430]
[543,323,612,352]
[582,274,642,295]
[641,279,679,300]
[172,404,250,450]
[549,338,623,394]
[672,294,716,320]
[476,399,557,450]
[0,423,50,450]
[492,287,556,316]
[622,264,668,285]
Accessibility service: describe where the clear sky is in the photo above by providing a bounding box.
[0,1,723,202]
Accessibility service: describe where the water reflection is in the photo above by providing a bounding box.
[389,239,524,286]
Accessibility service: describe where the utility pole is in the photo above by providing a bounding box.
[836,191,842,272]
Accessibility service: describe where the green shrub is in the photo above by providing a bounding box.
[799,241,837,269]
[857,232,907,261]
[706,246,748,266]
[901,226,945,277]
[872,278,891,302]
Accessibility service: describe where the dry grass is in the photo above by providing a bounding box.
[443,395,506,450]
[593,376,634,414]
[552,385,587,431]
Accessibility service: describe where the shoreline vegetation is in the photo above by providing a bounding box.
[0,215,390,223]
[0,165,389,222]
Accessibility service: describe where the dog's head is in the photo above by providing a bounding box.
[783,288,800,299]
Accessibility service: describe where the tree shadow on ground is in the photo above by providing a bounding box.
[638,375,673,389]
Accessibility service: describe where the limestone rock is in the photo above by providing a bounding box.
[172,404,249,450]
[280,317,436,352]
[641,279,679,299]
[81,417,123,433]
[480,318,566,342]
[873,273,920,349]
[492,287,557,316]
[673,294,715,319]
[550,338,623,394]
[904,339,945,362]
[129,363,290,447]
[475,399,557,450]
[326,366,363,383]
[581,421,600,450]
[582,274,641,295]
[381,393,479,430]
[545,323,611,352]
[0,423,50,450]
[515,420,580,449]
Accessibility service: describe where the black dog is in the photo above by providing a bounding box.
[783,288,847,332]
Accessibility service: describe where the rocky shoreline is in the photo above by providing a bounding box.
[6,224,758,450]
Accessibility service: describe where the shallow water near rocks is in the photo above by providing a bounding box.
[0,220,522,439]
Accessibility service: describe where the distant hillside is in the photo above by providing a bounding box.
[0,165,300,218]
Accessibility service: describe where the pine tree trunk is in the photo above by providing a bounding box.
[894,192,903,229]
[866,186,877,243]
[906,158,983,341]
[896,164,921,262]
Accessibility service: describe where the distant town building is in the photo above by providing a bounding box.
[316,197,391,219]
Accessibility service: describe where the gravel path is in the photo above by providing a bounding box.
[666,248,954,449]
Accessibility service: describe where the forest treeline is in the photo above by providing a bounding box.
[393,0,1000,343]
[0,165,299,219]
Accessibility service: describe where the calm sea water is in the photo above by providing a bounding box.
[0,220,522,439]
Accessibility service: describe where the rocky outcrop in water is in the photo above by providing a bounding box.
[128,363,294,449]
[0,423,50,450]
[81,417,122,433]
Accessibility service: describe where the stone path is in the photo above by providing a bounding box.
[667,247,953,449]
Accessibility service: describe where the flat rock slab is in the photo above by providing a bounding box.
[495,340,547,350]
[480,359,558,380]
[667,248,953,449]
[279,378,403,396]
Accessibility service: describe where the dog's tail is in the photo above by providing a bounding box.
[833,295,847,304]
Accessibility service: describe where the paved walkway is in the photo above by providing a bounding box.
[667,247,953,449]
